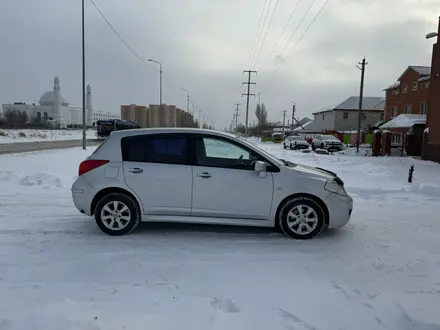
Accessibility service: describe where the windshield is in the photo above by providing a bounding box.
[289,136,303,140]
[322,135,338,140]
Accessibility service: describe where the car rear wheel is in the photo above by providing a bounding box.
[95,192,141,236]
[278,196,325,239]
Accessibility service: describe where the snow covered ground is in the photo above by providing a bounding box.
[0,129,96,144]
[1,142,440,329]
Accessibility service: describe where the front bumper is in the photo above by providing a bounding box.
[292,143,310,149]
[324,144,342,150]
[324,192,353,229]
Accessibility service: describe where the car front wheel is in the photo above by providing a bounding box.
[95,192,141,236]
[278,196,325,239]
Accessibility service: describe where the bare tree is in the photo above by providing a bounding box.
[255,103,268,127]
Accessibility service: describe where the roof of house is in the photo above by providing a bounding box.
[380,114,426,129]
[313,96,385,115]
[418,76,431,82]
[293,120,322,132]
[397,65,431,81]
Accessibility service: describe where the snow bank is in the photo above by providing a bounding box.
[0,128,96,144]
[0,145,440,329]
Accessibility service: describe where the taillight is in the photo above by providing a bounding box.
[78,159,109,176]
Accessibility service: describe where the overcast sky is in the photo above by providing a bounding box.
[0,0,438,129]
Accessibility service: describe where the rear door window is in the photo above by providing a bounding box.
[121,134,190,165]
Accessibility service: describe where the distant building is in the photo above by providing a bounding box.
[1,77,119,127]
[312,96,385,132]
[120,104,195,128]
[383,65,430,122]
[121,104,149,127]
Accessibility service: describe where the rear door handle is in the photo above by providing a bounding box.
[197,172,212,178]
[128,168,143,174]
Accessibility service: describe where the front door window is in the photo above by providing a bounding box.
[196,137,257,170]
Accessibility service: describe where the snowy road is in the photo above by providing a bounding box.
[1,144,440,329]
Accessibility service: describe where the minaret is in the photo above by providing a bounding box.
[86,84,93,126]
[53,77,62,124]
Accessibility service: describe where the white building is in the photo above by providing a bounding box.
[1,77,120,127]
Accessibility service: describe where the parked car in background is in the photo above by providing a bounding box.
[312,135,343,152]
[283,135,310,150]
[272,132,283,143]
[72,128,353,240]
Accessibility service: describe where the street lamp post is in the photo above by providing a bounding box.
[148,59,162,107]
[181,87,190,114]
[81,0,86,150]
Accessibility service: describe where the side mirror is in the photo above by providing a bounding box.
[254,160,267,172]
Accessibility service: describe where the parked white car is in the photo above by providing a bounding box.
[71,128,353,240]
[283,135,310,150]
[311,135,343,152]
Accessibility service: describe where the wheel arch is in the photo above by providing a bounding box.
[90,187,141,216]
[275,193,329,227]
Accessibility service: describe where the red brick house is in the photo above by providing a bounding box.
[384,66,430,122]
[423,18,440,162]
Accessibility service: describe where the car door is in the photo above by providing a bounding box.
[191,135,275,220]
[121,133,192,216]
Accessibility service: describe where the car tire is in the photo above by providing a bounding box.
[277,196,326,240]
[321,143,325,149]
[94,192,141,236]
[289,144,294,150]
[312,144,316,151]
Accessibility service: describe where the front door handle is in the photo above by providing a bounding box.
[197,172,212,178]
[128,168,143,174]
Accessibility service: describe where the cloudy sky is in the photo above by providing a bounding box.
[0,0,438,129]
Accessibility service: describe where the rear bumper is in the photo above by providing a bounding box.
[71,176,95,216]
[324,192,353,229]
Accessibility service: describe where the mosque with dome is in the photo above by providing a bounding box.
[1,77,119,127]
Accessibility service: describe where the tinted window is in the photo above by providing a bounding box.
[121,134,189,165]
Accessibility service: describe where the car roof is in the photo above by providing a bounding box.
[109,127,238,139]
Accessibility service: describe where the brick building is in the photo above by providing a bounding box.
[423,17,440,162]
[383,66,430,122]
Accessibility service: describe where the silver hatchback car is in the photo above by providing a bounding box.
[72,128,353,239]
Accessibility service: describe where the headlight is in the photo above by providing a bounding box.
[324,180,347,196]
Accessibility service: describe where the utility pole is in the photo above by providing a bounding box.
[257,92,261,138]
[81,0,86,150]
[291,102,295,131]
[282,110,287,138]
[233,103,240,132]
[242,70,257,136]
[356,57,368,152]
[198,109,202,128]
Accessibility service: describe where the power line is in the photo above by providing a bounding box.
[89,0,155,71]
[271,0,331,78]
[276,0,318,61]
[267,0,303,59]
[247,0,270,67]
[252,0,280,69]
[249,0,273,68]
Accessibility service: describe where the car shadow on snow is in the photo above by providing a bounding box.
[128,222,351,241]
